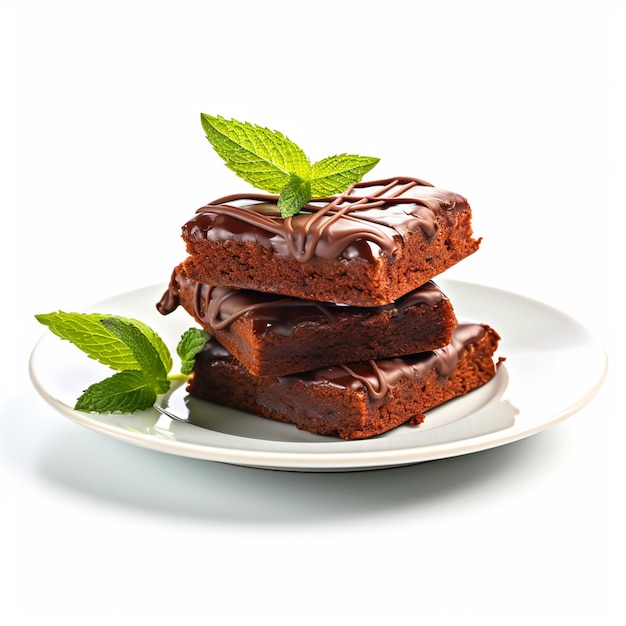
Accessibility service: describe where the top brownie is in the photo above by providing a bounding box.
[181,177,481,306]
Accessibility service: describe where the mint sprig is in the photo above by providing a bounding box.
[200,114,380,218]
[35,312,210,413]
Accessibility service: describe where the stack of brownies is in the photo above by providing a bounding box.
[157,177,501,439]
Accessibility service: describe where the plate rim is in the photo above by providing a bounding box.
[29,279,609,471]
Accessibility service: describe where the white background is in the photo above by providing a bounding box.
[1,0,623,624]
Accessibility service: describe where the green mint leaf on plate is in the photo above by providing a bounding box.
[201,114,380,217]
[35,311,173,414]
[75,370,161,413]
[177,327,211,375]
[119,317,173,374]
[99,317,169,390]
[34,311,173,373]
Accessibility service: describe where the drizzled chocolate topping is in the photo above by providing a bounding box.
[197,323,488,400]
[183,177,468,264]
[157,266,447,338]
[283,323,487,399]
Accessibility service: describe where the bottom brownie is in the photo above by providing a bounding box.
[187,323,501,440]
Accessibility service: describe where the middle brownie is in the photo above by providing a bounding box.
[157,264,457,377]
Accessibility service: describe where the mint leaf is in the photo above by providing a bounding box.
[278,174,312,218]
[201,114,381,216]
[200,114,311,193]
[75,370,159,413]
[310,154,380,197]
[35,312,147,371]
[100,317,169,392]
[177,328,211,375]
[35,312,173,374]
[124,317,173,374]
[36,311,174,414]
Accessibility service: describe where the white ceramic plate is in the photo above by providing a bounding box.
[29,280,607,471]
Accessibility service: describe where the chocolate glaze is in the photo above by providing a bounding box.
[285,323,487,399]
[157,267,447,338]
[197,324,487,400]
[183,177,468,264]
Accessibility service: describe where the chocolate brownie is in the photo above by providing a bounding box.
[187,323,501,439]
[181,176,481,306]
[157,264,458,377]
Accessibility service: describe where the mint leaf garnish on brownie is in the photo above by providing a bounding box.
[200,114,379,217]
[200,114,310,193]
[309,153,382,197]
[277,173,312,218]
[35,311,206,413]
